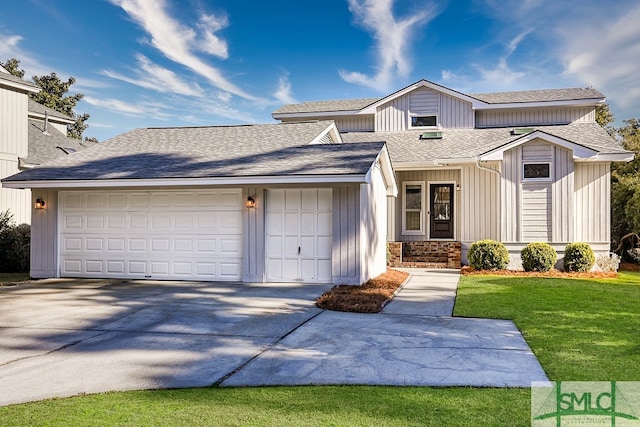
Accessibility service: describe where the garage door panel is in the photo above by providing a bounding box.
[60,190,242,281]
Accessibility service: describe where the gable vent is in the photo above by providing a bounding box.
[420,131,442,140]
[511,127,535,135]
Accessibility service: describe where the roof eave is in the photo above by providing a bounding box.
[1,174,371,190]
[272,110,368,120]
[476,98,605,110]
[28,111,75,124]
[479,131,599,161]
[0,79,39,94]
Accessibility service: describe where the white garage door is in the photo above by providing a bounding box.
[266,189,332,282]
[60,190,242,281]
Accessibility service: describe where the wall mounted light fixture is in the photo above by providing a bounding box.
[35,198,46,209]
[246,196,255,208]
[456,184,461,191]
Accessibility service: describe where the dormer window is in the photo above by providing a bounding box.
[410,115,437,128]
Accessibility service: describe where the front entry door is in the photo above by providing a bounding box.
[430,184,454,239]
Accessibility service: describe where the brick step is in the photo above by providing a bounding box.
[389,262,448,268]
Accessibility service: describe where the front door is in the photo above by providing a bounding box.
[430,184,454,239]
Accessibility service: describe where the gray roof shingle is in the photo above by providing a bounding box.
[24,119,89,166]
[4,121,385,182]
[273,98,380,115]
[341,122,627,163]
[28,99,73,121]
[469,87,605,104]
[0,72,38,91]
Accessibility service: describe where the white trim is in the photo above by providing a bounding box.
[1,174,371,189]
[308,122,344,145]
[0,78,39,94]
[427,181,457,240]
[576,153,634,162]
[272,110,367,120]
[408,113,439,130]
[401,181,425,235]
[479,131,598,161]
[28,112,75,125]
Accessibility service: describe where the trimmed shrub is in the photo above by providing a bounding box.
[595,253,621,273]
[0,210,30,273]
[564,243,595,272]
[521,242,557,272]
[468,240,510,270]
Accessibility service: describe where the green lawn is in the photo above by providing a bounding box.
[1,271,638,426]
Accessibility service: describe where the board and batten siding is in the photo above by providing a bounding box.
[30,189,59,278]
[376,88,474,131]
[242,186,265,282]
[460,162,500,243]
[476,107,595,128]
[502,140,575,243]
[574,163,610,244]
[394,169,461,241]
[333,184,361,283]
[1,86,31,224]
[359,164,388,282]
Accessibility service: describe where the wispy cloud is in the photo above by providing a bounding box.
[339,0,438,92]
[109,0,264,102]
[84,96,170,119]
[102,54,202,97]
[273,73,297,105]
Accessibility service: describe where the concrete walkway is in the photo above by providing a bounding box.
[223,269,548,388]
[0,271,548,406]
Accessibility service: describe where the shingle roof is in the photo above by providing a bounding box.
[0,72,38,91]
[272,85,605,115]
[273,98,380,115]
[4,121,385,182]
[469,87,605,104]
[28,99,74,121]
[23,119,89,166]
[340,122,628,163]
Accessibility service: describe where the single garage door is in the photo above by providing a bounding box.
[266,189,332,282]
[60,189,242,281]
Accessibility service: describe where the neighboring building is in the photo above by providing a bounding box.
[272,79,633,267]
[0,66,84,224]
[2,121,396,284]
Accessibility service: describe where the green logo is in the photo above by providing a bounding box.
[532,381,640,426]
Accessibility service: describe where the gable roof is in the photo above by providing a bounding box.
[28,99,75,124]
[340,122,631,165]
[3,121,394,193]
[0,71,39,93]
[272,79,607,118]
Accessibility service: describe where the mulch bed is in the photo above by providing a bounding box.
[316,269,409,313]
[461,266,618,279]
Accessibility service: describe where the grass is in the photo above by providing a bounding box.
[316,269,409,312]
[454,270,640,381]
[0,386,530,427]
[0,272,30,286]
[1,270,638,425]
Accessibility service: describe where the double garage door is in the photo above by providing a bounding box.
[60,190,243,281]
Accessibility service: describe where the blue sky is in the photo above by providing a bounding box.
[1,0,639,141]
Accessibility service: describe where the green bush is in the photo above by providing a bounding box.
[468,240,510,270]
[0,210,30,273]
[564,243,595,272]
[521,242,557,272]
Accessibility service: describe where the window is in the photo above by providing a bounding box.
[410,115,437,128]
[523,163,551,180]
[402,182,424,234]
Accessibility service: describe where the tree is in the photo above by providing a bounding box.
[1,58,25,78]
[595,103,615,136]
[611,118,640,256]
[1,57,95,141]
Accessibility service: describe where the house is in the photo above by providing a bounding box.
[0,66,85,224]
[2,78,632,283]
[2,121,396,284]
[272,80,633,267]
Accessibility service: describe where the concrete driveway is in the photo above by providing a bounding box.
[0,272,547,406]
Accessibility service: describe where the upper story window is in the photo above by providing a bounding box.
[523,163,551,180]
[410,115,438,128]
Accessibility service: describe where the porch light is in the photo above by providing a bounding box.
[35,198,46,209]
[456,184,460,191]
[246,196,256,208]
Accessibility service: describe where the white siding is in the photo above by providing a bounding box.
[393,169,461,241]
[334,116,374,132]
[30,189,59,278]
[476,107,596,127]
[521,183,551,241]
[242,186,265,282]
[376,95,409,131]
[0,159,31,224]
[440,94,474,128]
[333,184,361,283]
[359,165,388,282]
[0,87,28,157]
[461,163,500,242]
[552,147,574,242]
[574,163,610,243]
[410,87,439,114]
[502,147,521,242]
